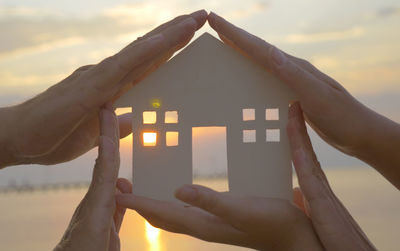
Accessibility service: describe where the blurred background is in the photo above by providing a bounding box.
[0,0,399,250]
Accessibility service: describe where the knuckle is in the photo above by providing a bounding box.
[98,55,128,76]
[97,152,120,168]
[96,56,113,73]
[291,62,306,77]
[299,58,312,68]
[74,64,92,73]
[112,56,130,74]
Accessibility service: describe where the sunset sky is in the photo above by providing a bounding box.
[0,0,399,185]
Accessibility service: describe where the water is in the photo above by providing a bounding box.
[1,168,399,251]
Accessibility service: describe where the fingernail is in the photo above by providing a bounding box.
[190,9,207,29]
[179,17,197,28]
[208,11,218,28]
[271,47,286,66]
[191,9,207,19]
[175,185,198,201]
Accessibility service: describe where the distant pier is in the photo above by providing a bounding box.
[0,182,91,193]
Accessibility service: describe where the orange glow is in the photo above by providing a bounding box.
[143,132,157,146]
[166,131,179,146]
[143,111,157,124]
[115,107,132,115]
[145,221,160,243]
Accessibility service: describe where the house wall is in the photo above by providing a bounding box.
[227,107,292,200]
[131,109,192,202]
[115,33,296,201]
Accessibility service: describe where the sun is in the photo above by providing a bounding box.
[145,221,160,242]
[145,221,161,251]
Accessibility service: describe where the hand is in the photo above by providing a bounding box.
[287,102,376,250]
[117,187,323,250]
[116,103,376,250]
[54,105,132,251]
[207,12,400,188]
[0,10,207,167]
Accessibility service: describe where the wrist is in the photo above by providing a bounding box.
[0,105,23,168]
[353,103,400,187]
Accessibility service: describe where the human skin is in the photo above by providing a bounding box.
[0,10,208,168]
[206,12,400,189]
[116,103,376,250]
[54,105,133,251]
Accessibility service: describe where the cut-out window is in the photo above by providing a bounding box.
[242,108,255,121]
[266,129,280,142]
[243,130,256,143]
[143,132,157,146]
[192,127,229,192]
[165,111,178,123]
[266,108,279,120]
[166,131,179,146]
[143,111,156,124]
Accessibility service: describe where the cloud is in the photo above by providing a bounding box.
[0,4,160,57]
[0,6,57,18]
[376,6,400,18]
[285,26,365,44]
[222,1,268,20]
[0,0,271,57]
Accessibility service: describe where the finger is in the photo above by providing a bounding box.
[117,178,133,193]
[288,103,321,165]
[74,15,202,114]
[100,103,119,147]
[81,33,165,101]
[208,12,327,98]
[116,194,247,245]
[113,178,132,233]
[175,184,304,243]
[174,184,287,233]
[88,106,120,207]
[175,184,238,220]
[73,64,94,73]
[287,102,330,195]
[287,103,374,249]
[108,221,120,251]
[140,9,208,40]
[292,187,307,214]
[117,113,132,139]
[218,31,339,88]
[282,53,344,89]
[113,12,207,93]
[91,11,207,91]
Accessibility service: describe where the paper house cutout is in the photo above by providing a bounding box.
[115,32,295,201]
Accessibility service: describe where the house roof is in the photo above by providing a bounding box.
[115,32,295,114]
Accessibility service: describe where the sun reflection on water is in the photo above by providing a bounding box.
[145,220,161,251]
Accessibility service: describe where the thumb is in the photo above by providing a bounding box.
[287,102,376,250]
[87,105,120,209]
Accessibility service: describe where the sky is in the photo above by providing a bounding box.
[0,0,399,186]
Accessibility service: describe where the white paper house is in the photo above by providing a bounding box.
[115,32,295,202]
